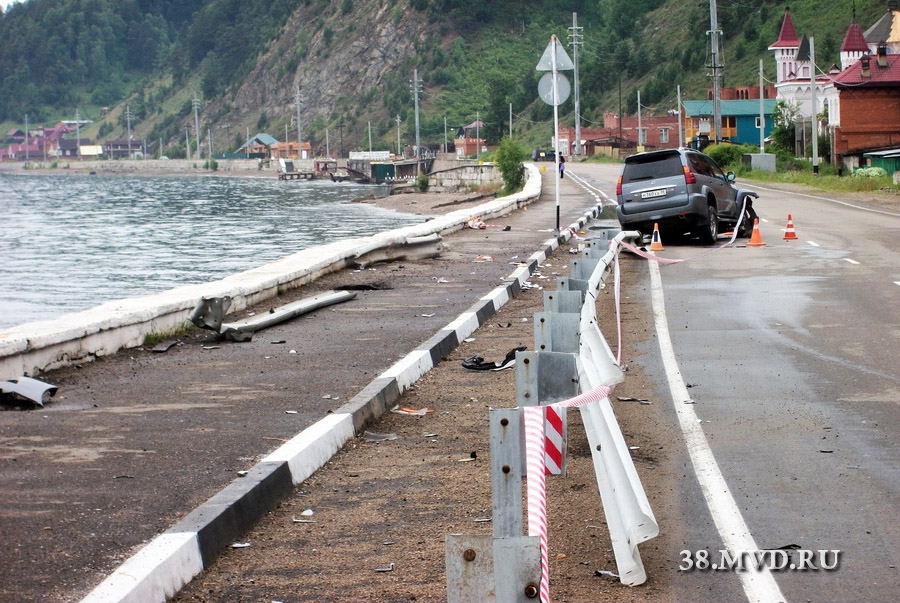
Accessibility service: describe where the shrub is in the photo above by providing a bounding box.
[705,143,757,170]
[495,137,526,195]
[416,174,429,192]
[851,166,888,178]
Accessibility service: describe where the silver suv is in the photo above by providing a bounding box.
[615,149,758,244]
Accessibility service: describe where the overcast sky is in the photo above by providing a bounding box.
[1,0,21,11]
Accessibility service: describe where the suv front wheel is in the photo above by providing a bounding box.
[698,204,718,245]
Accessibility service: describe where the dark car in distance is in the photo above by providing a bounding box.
[615,148,758,244]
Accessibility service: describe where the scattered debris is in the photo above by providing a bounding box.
[363,431,397,442]
[292,517,315,524]
[434,277,450,284]
[151,340,178,353]
[231,542,251,549]
[391,406,433,416]
[0,376,58,407]
[474,255,494,262]
[375,563,395,573]
[270,340,287,344]
[285,410,298,414]
[497,322,512,328]
[200,345,220,350]
[421,313,436,317]
[819,449,834,453]
[423,433,438,438]
[473,518,492,523]
[462,346,525,372]
[114,475,134,479]
[237,471,248,477]
[683,399,696,404]
[300,509,314,517]
[594,569,619,580]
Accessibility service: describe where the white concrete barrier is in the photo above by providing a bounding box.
[0,165,542,380]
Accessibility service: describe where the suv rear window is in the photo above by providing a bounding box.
[621,152,683,183]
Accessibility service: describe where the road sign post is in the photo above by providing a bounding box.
[536,36,574,236]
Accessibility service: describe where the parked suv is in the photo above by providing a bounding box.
[615,148,758,244]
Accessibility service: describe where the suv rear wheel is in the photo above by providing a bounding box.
[698,204,718,245]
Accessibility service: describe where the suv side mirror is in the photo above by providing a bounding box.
[726,171,736,182]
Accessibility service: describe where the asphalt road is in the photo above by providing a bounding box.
[638,179,900,601]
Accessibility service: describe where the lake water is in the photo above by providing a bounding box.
[0,173,422,330]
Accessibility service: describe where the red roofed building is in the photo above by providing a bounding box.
[830,49,900,163]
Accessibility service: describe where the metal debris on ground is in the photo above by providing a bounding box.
[374,563,395,573]
[594,569,619,580]
[151,340,178,353]
[231,542,251,548]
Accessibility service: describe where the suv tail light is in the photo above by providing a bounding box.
[683,166,696,184]
[615,176,622,196]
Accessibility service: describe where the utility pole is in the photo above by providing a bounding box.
[509,103,513,138]
[396,115,402,156]
[475,111,480,157]
[677,85,684,148]
[192,94,202,159]
[185,128,190,159]
[75,108,81,160]
[617,76,623,141]
[24,114,28,161]
[568,12,583,155]
[708,0,723,144]
[295,85,303,159]
[443,116,447,152]
[759,59,765,152]
[326,128,330,158]
[126,104,133,159]
[411,69,422,174]
[637,90,642,148]
[368,121,372,154]
[810,36,818,174]
[207,127,212,159]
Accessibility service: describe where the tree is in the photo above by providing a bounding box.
[770,99,798,153]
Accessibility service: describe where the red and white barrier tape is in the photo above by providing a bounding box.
[524,406,550,603]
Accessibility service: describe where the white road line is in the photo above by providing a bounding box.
[844,258,860,265]
[751,183,900,218]
[648,258,786,603]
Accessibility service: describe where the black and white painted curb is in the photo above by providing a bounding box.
[80,202,605,603]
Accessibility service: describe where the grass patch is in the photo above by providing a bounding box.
[740,168,897,194]
[142,323,196,347]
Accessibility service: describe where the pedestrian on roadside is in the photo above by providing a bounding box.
[559,153,565,178]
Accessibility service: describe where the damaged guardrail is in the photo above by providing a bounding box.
[0,165,541,381]
[447,231,659,601]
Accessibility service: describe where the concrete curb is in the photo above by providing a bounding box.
[1,165,543,381]
[79,199,603,603]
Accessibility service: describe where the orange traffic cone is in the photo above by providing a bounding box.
[783,214,798,240]
[747,218,766,247]
[649,222,665,251]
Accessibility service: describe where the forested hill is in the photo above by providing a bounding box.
[0,0,888,155]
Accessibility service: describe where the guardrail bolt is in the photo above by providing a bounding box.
[463,549,477,562]
[596,444,602,451]
[500,418,509,427]
[502,465,511,474]
[524,582,539,598]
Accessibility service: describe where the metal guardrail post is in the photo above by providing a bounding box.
[514,351,579,407]
[490,409,525,538]
[542,290,582,314]
[534,312,580,354]
[556,276,589,302]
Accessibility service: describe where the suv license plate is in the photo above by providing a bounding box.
[642,189,666,199]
